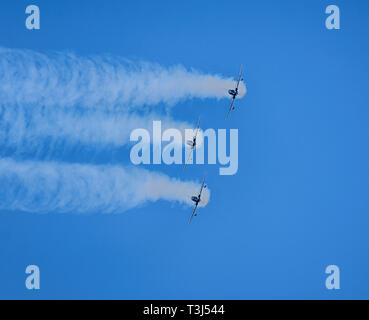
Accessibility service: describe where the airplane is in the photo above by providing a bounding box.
[184,116,201,169]
[188,174,207,225]
[226,65,244,120]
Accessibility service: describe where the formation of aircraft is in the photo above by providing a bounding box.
[226,65,244,120]
[187,66,244,225]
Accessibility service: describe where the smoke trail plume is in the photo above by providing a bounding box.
[0,158,210,214]
[0,47,246,109]
[0,104,190,154]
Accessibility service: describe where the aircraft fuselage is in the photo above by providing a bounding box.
[228,88,238,99]
[191,196,200,204]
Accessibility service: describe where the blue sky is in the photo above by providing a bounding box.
[0,0,369,299]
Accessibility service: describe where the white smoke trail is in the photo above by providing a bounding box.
[0,47,246,109]
[0,104,191,153]
[0,158,210,214]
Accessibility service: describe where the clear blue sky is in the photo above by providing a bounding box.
[0,0,368,299]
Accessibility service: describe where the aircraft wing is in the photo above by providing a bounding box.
[195,116,201,131]
[198,173,206,197]
[236,64,243,90]
[226,97,235,120]
[184,145,194,169]
[188,203,198,225]
[194,116,201,139]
